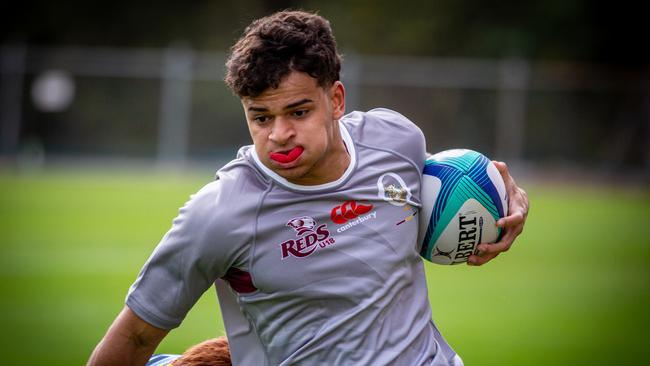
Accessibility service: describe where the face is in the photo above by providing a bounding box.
[242,71,347,185]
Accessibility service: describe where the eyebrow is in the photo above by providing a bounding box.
[247,98,313,112]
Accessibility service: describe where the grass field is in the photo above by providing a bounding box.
[0,169,648,365]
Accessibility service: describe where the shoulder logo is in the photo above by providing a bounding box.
[280,216,336,259]
[377,172,412,206]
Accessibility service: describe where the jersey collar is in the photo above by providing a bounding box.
[251,121,357,192]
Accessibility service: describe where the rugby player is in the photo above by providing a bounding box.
[88,10,528,366]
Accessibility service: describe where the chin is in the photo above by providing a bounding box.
[277,168,306,181]
[278,166,314,184]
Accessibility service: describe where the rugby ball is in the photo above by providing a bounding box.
[418,149,508,264]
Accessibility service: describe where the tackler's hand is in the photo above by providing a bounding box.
[468,161,529,266]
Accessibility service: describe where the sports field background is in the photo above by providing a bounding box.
[0,169,648,365]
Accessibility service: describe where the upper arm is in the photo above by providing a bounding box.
[126,180,238,329]
[87,306,169,366]
[366,108,427,167]
[126,175,257,330]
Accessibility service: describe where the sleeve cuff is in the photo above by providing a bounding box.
[126,295,182,330]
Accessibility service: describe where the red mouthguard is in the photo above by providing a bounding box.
[270,147,304,163]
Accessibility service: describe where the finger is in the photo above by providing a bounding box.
[475,222,523,255]
[500,219,524,241]
[492,161,515,183]
[468,252,498,266]
[515,188,530,218]
[476,237,513,257]
[468,220,524,265]
[468,239,510,266]
[493,161,521,195]
[492,160,507,174]
[496,212,524,228]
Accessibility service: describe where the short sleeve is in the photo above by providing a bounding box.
[125,179,245,329]
[371,108,426,168]
[345,108,427,171]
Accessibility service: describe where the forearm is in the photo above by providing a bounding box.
[87,333,157,366]
[87,306,168,366]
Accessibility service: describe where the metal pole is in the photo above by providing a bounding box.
[157,44,193,167]
[495,59,529,163]
[642,67,650,178]
[0,44,26,160]
[341,53,362,112]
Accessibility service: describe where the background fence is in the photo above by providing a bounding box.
[1,44,648,180]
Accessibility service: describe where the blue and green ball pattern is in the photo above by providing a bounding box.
[420,150,506,260]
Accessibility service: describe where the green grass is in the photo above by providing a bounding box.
[1,170,648,365]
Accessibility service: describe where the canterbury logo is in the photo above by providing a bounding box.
[331,200,373,224]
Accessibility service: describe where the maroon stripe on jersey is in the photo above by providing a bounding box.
[222,268,257,293]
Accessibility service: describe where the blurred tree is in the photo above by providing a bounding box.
[0,0,645,63]
[0,0,648,64]
[307,0,645,65]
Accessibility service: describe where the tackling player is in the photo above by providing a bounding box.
[146,336,230,366]
[88,10,529,366]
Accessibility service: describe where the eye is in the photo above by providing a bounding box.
[253,115,270,124]
[292,109,309,118]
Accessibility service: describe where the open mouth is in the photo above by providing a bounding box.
[269,146,304,164]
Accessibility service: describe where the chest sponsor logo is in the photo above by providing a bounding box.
[331,200,373,224]
[377,172,412,206]
[331,200,377,233]
[280,216,336,259]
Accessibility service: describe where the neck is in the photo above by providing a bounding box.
[288,122,351,186]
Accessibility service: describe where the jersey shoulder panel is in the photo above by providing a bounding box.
[170,153,268,275]
[126,154,267,329]
[342,108,426,169]
[218,146,270,194]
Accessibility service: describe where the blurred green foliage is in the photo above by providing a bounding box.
[2,0,644,64]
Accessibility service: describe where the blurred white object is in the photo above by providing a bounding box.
[31,70,76,112]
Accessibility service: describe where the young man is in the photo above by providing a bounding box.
[88,10,528,366]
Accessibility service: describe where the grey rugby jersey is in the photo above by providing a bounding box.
[126,108,463,366]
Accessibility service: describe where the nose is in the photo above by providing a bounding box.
[268,117,295,145]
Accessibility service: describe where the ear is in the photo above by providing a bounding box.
[329,81,346,120]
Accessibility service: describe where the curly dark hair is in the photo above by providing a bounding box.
[173,336,231,366]
[225,10,342,97]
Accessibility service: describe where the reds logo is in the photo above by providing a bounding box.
[286,216,317,235]
[280,216,336,259]
[330,201,373,224]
